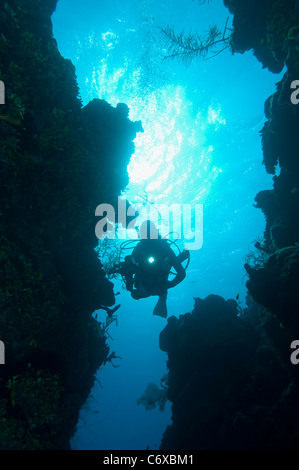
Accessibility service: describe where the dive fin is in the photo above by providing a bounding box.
[153,295,168,318]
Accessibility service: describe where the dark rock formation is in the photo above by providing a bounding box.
[160,0,299,449]
[224,0,299,74]
[0,0,141,449]
[160,296,296,449]
[224,0,299,254]
[226,0,299,343]
[245,246,299,329]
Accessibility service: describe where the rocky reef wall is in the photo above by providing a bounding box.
[160,0,299,449]
[0,0,141,449]
[226,0,299,366]
[160,295,294,449]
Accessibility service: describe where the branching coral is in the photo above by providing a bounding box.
[95,238,121,279]
[160,17,232,64]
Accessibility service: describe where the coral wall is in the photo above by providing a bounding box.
[226,0,299,355]
[160,0,299,449]
[0,0,141,449]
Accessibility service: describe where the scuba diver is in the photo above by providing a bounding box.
[108,220,189,318]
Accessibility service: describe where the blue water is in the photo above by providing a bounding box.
[52,0,283,450]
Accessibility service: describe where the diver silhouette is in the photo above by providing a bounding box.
[110,220,189,318]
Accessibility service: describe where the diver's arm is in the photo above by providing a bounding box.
[125,273,134,292]
[112,254,137,292]
[166,257,186,289]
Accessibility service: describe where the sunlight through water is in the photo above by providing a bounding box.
[52,0,284,450]
[88,53,224,209]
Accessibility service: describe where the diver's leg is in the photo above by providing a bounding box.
[153,290,168,318]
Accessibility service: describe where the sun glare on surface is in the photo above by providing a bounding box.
[84,34,225,209]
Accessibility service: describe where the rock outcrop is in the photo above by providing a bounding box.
[160,0,299,449]
[0,0,141,449]
[159,295,297,449]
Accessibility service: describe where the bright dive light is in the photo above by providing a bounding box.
[148,257,155,264]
